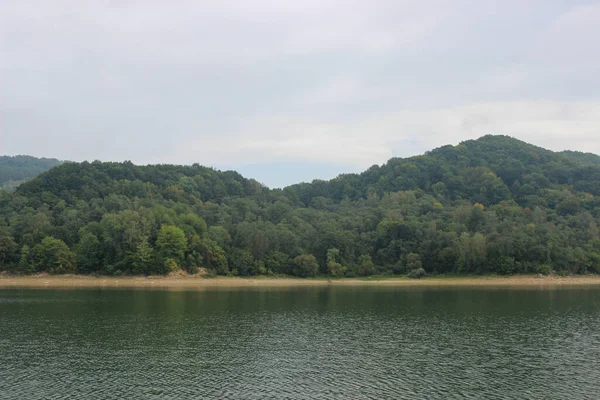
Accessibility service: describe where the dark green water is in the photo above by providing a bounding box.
[1,287,600,399]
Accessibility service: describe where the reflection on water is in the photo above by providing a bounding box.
[1,287,600,399]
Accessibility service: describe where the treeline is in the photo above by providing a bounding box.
[1,135,600,277]
[0,155,63,192]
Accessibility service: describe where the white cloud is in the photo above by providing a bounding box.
[180,100,600,168]
[1,0,600,184]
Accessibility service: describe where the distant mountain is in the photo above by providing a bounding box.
[286,134,600,205]
[560,150,600,166]
[0,155,63,191]
[2,135,600,277]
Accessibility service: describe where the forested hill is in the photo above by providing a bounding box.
[0,155,63,191]
[287,135,600,206]
[560,150,600,166]
[1,135,600,277]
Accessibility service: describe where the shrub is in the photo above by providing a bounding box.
[392,263,405,275]
[344,266,358,278]
[164,258,179,273]
[252,260,267,275]
[293,254,319,277]
[408,268,426,279]
[496,256,516,275]
[358,255,375,276]
[204,269,217,278]
[536,264,552,276]
[406,253,422,270]
[328,261,346,277]
[186,265,199,275]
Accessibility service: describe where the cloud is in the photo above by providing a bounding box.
[181,100,600,168]
[1,0,600,187]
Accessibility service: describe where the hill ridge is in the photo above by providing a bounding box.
[2,134,600,278]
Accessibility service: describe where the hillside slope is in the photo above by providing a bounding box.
[287,135,600,206]
[0,155,63,191]
[1,135,599,277]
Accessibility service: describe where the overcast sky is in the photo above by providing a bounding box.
[1,1,599,187]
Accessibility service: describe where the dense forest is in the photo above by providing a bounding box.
[1,135,600,277]
[0,156,63,192]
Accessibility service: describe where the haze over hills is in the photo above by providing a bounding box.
[1,135,600,277]
[0,156,63,192]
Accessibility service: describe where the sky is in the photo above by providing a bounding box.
[1,1,600,188]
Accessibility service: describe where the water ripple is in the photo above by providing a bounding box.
[1,288,600,399]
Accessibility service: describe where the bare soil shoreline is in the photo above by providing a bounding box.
[2,274,600,289]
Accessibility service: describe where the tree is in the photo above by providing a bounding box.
[251,260,267,275]
[197,238,229,274]
[293,254,319,277]
[228,248,254,276]
[184,235,204,273]
[18,245,32,273]
[76,232,102,274]
[456,233,487,273]
[164,258,179,273]
[408,267,426,279]
[180,213,207,236]
[31,236,75,274]
[155,225,187,272]
[406,253,422,271]
[327,248,346,277]
[132,235,154,274]
[234,221,270,260]
[358,254,375,276]
[265,251,290,275]
[208,226,232,248]
[0,231,17,269]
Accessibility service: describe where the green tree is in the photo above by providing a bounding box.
[406,253,422,270]
[155,225,187,272]
[76,232,102,274]
[358,254,375,276]
[228,248,254,276]
[327,248,346,277]
[164,258,179,273]
[0,231,17,269]
[293,254,319,277]
[264,251,290,274]
[18,245,32,273]
[456,233,487,273]
[198,238,229,274]
[132,235,154,274]
[208,226,232,248]
[31,236,75,274]
[251,260,267,275]
[184,234,204,273]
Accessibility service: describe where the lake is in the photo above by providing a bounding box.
[1,287,600,399]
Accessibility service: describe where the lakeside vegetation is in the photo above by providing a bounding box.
[1,135,600,278]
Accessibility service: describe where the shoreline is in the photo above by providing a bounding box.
[2,274,600,289]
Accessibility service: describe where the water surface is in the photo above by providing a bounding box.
[1,287,599,399]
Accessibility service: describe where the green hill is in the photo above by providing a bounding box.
[0,155,63,191]
[287,135,600,206]
[560,150,600,166]
[1,135,599,277]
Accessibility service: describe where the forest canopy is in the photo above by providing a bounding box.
[1,135,600,277]
[0,155,63,192]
